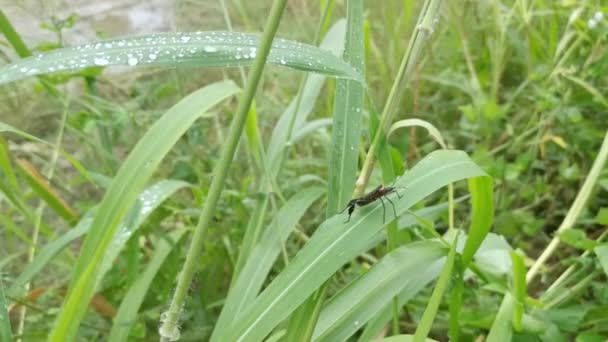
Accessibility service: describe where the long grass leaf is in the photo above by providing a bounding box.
[0,31,362,85]
[211,187,324,340]
[313,241,446,341]
[48,81,239,342]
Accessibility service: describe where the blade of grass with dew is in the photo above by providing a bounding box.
[8,179,190,298]
[412,232,459,342]
[47,81,239,342]
[16,159,79,224]
[511,251,526,332]
[211,187,324,341]
[222,150,489,342]
[108,227,189,342]
[284,1,365,340]
[0,31,362,86]
[266,19,346,176]
[325,0,364,217]
[233,18,346,278]
[312,241,446,342]
[159,1,289,339]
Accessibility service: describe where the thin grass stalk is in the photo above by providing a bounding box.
[354,0,443,197]
[0,9,32,58]
[158,1,288,340]
[526,131,608,284]
[16,98,70,341]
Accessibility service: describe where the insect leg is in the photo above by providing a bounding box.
[385,196,398,222]
[344,204,355,223]
[379,197,387,224]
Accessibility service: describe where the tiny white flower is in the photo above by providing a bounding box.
[593,11,604,22]
[588,18,598,29]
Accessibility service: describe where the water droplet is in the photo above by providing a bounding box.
[94,57,110,66]
[181,36,191,43]
[148,53,158,60]
[203,46,218,53]
[280,58,286,65]
[128,57,139,66]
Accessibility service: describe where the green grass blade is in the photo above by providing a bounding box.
[326,0,365,215]
[486,294,514,342]
[0,277,12,342]
[511,251,526,332]
[0,31,362,85]
[266,20,346,175]
[313,241,447,342]
[9,180,187,298]
[108,227,189,342]
[222,150,489,342]
[7,216,92,297]
[48,81,240,342]
[413,233,459,342]
[211,187,324,341]
[0,122,92,183]
[461,176,494,266]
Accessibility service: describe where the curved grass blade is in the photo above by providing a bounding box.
[0,31,362,85]
[211,186,324,341]
[48,81,240,342]
[223,150,489,342]
[412,234,459,342]
[8,180,189,298]
[109,227,188,342]
[313,241,446,342]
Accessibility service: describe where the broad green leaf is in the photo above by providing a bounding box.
[0,31,362,85]
[558,229,598,250]
[48,81,240,342]
[313,241,446,342]
[109,227,188,342]
[223,150,489,342]
[211,187,324,341]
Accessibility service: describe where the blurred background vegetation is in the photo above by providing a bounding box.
[1,0,607,341]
